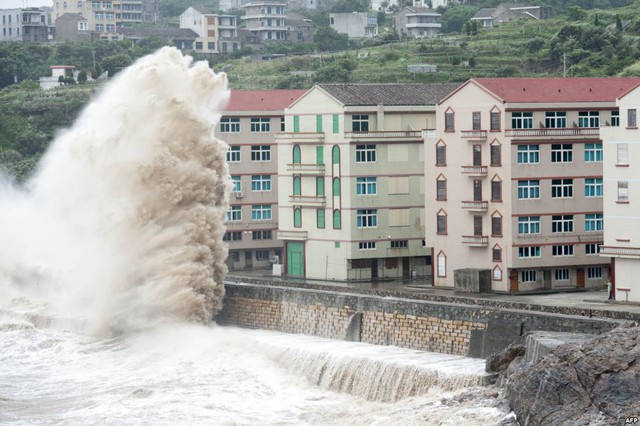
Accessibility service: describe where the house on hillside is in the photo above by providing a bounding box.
[39,65,76,90]
[471,3,552,28]
[394,6,441,39]
[242,1,288,47]
[329,12,378,39]
[54,13,90,42]
[0,7,50,42]
[425,77,640,293]
[286,11,314,43]
[180,7,241,54]
[276,82,461,281]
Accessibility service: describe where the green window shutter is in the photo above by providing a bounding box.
[332,145,340,164]
[316,145,324,165]
[317,209,325,228]
[294,208,302,227]
[333,209,341,229]
[293,115,300,133]
[316,176,324,196]
[332,114,339,134]
[332,177,340,196]
[293,176,301,196]
[293,144,301,164]
[316,115,323,132]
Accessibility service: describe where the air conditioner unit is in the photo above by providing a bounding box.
[234,191,244,199]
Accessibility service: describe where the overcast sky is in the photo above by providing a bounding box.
[3,0,51,8]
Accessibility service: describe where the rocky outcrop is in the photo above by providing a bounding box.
[506,325,640,425]
[486,343,525,373]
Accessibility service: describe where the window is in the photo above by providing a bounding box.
[521,270,537,283]
[472,112,481,130]
[293,144,301,164]
[511,112,533,129]
[226,206,241,221]
[332,145,340,164]
[551,144,573,163]
[390,240,408,249]
[436,142,446,166]
[545,111,567,128]
[618,181,629,202]
[317,209,325,228]
[585,178,603,198]
[491,215,502,236]
[445,110,454,132]
[586,244,601,255]
[611,110,620,127]
[316,146,324,165]
[251,205,272,220]
[356,144,376,162]
[252,230,272,240]
[518,180,540,199]
[293,116,300,133]
[552,245,574,256]
[231,176,241,192]
[332,115,339,134]
[256,250,270,261]
[357,209,377,228]
[280,117,285,132]
[250,117,270,132]
[587,267,603,279]
[437,210,447,234]
[551,215,574,233]
[492,246,502,262]
[473,215,483,236]
[617,143,628,165]
[551,179,573,198]
[578,111,599,128]
[359,242,376,250]
[352,114,369,132]
[555,269,570,281]
[316,177,324,196]
[226,146,240,162]
[518,216,540,234]
[584,143,602,162]
[436,177,447,201]
[518,246,541,258]
[333,209,341,229]
[251,175,271,192]
[437,252,446,277]
[517,145,539,164]
[472,145,482,166]
[332,177,340,196]
[490,111,500,131]
[356,177,377,195]
[293,176,301,196]
[491,179,502,202]
[628,109,637,127]
[220,117,240,133]
[585,214,603,231]
[251,145,271,162]
[316,115,323,132]
[490,143,501,166]
[223,231,242,241]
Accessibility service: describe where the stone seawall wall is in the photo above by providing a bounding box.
[216,282,633,358]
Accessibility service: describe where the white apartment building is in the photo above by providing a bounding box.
[276,83,460,281]
[394,6,441,39]
[180,6,241,54]
[0,7,50,41]
[329,12,377,39]
[218,89,306,272]
[426,77,640,293]
[600,82,640,302]
[241,1,288,44]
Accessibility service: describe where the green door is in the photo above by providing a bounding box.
[287,242,304,276]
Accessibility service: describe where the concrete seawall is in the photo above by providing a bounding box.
[216,279,635,358]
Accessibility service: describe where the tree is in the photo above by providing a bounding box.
[315,27,349,52]
[100,54,133,77]
[616,14,623,32]
[566,6,587,22]
[330,0,370,13]
[440,5,478,34]
[77,70,88,84]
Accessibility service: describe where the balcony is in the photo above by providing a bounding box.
[287,163,325,174]
[277,230,307,241]
[462,200,488,212]
[461,165,488,176]
[276,132,324,143]
[289,195,326,206]
[462,235,489,246]
[461,130,487,141]
[600,246,640,258]
[345,130,423,143]
[505,128,600,139]
[406,23,442,29]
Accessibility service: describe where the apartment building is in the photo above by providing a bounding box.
[180,6,241,54]
[218,89,306,272]
[600,82,640,302]
[241,1,288,45]
[425,77,640,293]
[276,83,460,281]
[394,6,441,39]
[0,7,50,42]
[329,12,377,39]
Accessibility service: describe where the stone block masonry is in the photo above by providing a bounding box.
[216,281,632,358]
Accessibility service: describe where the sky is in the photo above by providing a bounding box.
[3,0,51,8]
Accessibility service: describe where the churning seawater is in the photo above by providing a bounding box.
[0,48,512,425]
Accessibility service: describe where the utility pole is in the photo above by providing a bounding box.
[563,52,566,78]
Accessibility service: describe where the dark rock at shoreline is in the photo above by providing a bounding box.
[506,325,640,425]
[487,343,526,373]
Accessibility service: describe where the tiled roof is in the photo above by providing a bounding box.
[192,5,214,15]
[472,8,496,19]
[318,83,462,106]
[224,89,307,111]
[473,77,640,103]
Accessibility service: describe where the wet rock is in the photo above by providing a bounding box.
[506,326,640,425]
[486,343,526,373]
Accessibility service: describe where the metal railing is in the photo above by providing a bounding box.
[505,128,600,138]
[599,246,640,257]
[461,200,488,211]
[462,235,489,246]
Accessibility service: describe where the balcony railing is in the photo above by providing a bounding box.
[599,246,640,257]
[461,200,488,211]
[277,230,308,241]
[505,128,600,138]
[461,130,487,140]
[286,163,325,174]
[288,195,326,206]
[276,132,324,143]
[345,130,422,142]
[462,235,489,246]
[461,165,488,176]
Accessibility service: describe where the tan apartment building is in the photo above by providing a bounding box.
[241,1,288,45]
[425,77,640,293]
[600,82,640,302]
[276,83,460,281]
[218,89,306,272]
[179,6,241,54]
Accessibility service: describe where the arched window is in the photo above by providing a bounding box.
[493,265,503,281]
[436,140,446,166]
[294,207,302,228]
[437,251,447,277]
[292,144,301,164]
[436,209,447,235]
[333,209,341,229]
[436,174,446,201]
[332,145,340,164]
[293,175,301,196]
[332,177,340,196]
[491,211,503,237]
[492,244,502,262]
[490,139,502,167]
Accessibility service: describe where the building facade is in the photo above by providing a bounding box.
[241,1,288,45]
[0,7,50,42]
[277,83,460,281]
[425,77,640,292]
[394,7,441,39]
[600,83,640,302]
[179,6,241,54]
[218,89,306,272]
[329,12,377,39]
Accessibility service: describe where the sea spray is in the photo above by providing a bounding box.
[0,47,230,330]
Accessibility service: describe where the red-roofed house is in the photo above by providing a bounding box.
[425,77,640,293]
[215,89,306,272]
